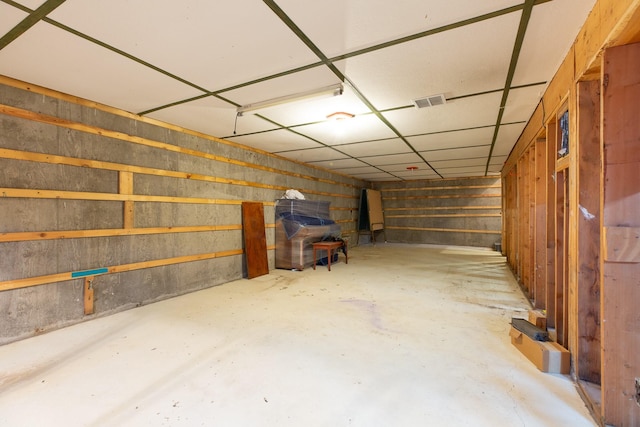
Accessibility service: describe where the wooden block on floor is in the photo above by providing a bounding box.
[510,326,570,374]
[528,309,547,330]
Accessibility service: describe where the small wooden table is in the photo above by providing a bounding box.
[312,241,347,271]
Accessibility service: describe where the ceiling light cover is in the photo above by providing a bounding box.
[327,111,355,120]
[237,83,344,116]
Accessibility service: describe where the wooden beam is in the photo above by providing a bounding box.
[384,206,501,211]
[0,148,357,199]
[0,187,245,205]
[520,149,535,300]
[545,119,557,329]
[576,80,602,384]
[119,171,134,229]
[380,184,501,192]
[384,213,501,218]
[386,226,501,234]
[84,277,94,315]
[383,194,501,200]
[0,103,361,189]
[0,224,244,243]
[0,249,244,292]
[534,137,547,309]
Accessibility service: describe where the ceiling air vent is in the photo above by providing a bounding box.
[413,94,446,109]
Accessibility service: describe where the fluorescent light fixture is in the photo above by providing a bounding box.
[237,83,343,116]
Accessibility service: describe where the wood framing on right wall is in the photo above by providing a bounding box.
[502,0,640,424]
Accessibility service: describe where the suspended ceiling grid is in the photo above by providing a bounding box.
[0,0,596,181]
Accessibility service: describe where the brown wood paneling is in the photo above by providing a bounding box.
[528,149,536,300]
[517,156,525,284]
[504,171,517,263]
[555,169,568,347]
[603,226,640,262]
[0,249,244,291]
[534,137,547,309]
[242,202,269,279]
[546,120,557,328]
[366,189,384,231]
[522,148,532,297]
[600,42,640,427]
[576,80,602,385]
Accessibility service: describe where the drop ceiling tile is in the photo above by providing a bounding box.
[422,145,490,162]
[443,164,489,172]
[491,155,508,164]
[11,0,47,8]
[438,168,487,177]
[226,129,320,153]
[394,170,441,180]
[492,122,527,157]
[380,163,434,174]
[364,153,423,166]
[277,0,521,58]
[431,158,487,169]
[502,85,544,124]
[0,22,204,113]
[440,171,488,178]
[512,0,598,86]
[334,165,382,174]
[337,138,412,157]
[335,13,518,111]
[147,96,274,139]
[383,92,502,136]
[351,172,399,181]
[278,147,348,164]
[489,156,508,173]
[48,0,319,90]
[293,113,396,146]
[0,3,28,35]
[308,158,369,169]
[408,127,494,152]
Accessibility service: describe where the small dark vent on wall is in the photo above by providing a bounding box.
[413,94,446,109]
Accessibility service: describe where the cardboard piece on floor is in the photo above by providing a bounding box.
[528,309,547,330]
[509,326,570,374]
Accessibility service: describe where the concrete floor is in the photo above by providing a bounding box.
[0,244,596,427]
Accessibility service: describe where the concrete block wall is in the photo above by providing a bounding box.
[374,177,502,248]
[0,79,364,344]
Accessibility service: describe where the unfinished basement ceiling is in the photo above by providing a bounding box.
[0,0,596,181]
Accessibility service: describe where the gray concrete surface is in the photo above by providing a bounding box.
[0,81,363,343]
[0,244,595,427]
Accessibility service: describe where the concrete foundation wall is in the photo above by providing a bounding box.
[374,177,502,248]
[0,81,364,344]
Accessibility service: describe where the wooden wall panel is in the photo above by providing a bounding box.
[527,149,536,300]
[555,169,568,348]
[242,202,269,279]
[600,42,640,427]
[534,138,547,309]
[503,2,640,423]
[576,80,601,385]
[519,154,528,290]
[545,120,557,329]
